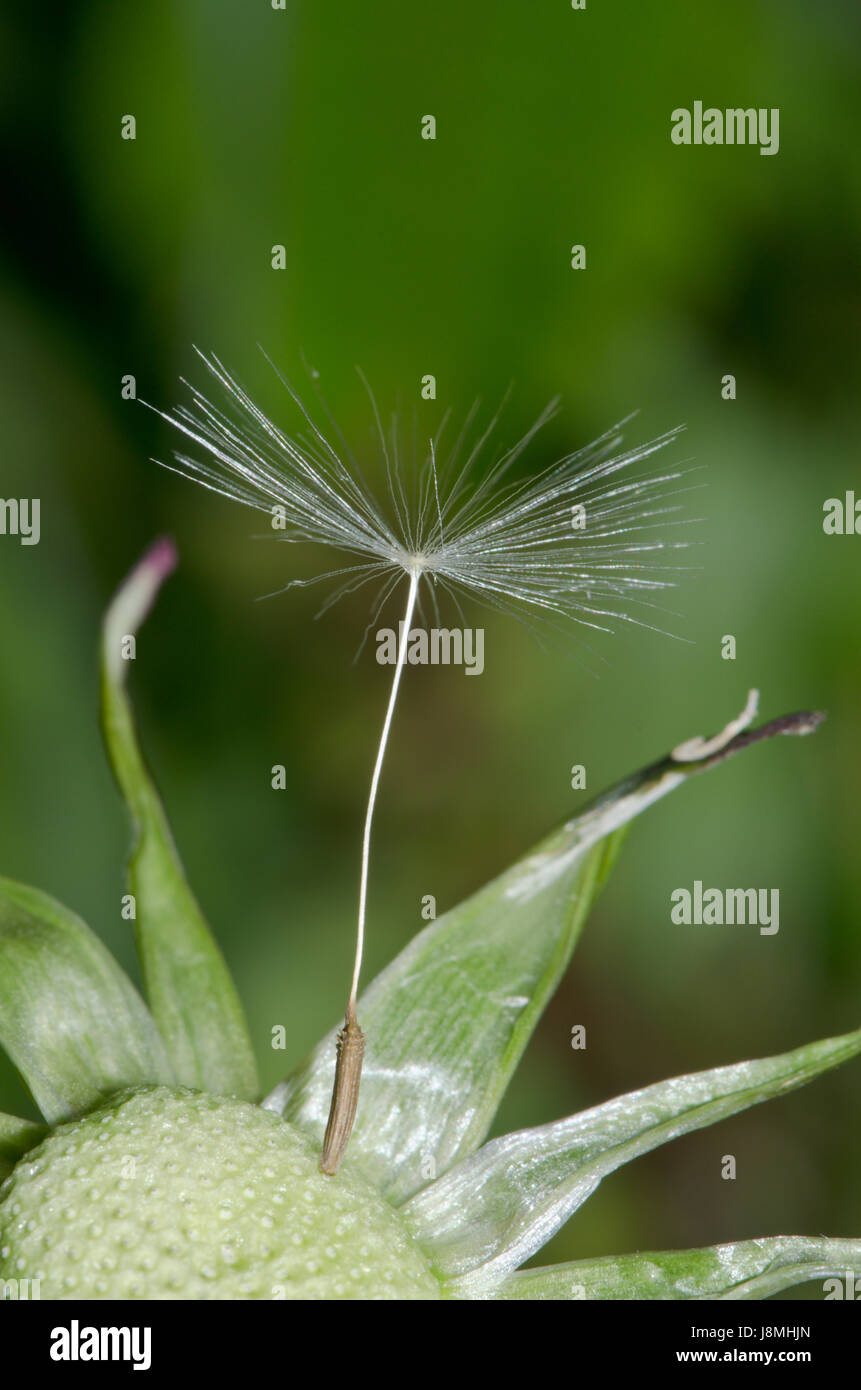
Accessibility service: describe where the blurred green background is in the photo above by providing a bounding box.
[1,0,860,1284]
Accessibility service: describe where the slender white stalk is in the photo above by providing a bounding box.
[349,567,420,1004]
[320,569,420,1173]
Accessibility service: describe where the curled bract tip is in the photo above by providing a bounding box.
[671,689,760,763]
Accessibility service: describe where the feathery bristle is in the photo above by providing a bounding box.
[148,348,701,643]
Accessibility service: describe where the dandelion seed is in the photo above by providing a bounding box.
[147,348,701,1173]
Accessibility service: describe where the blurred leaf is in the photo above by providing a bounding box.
[0,1112,47,1182]
[0,877,174,1124]
[270,706,822,1202]
[492,1236,861,1300]
[101,539,259,1100]
[403,1022,861,1293]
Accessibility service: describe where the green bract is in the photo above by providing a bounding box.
[0,542,857,1300]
